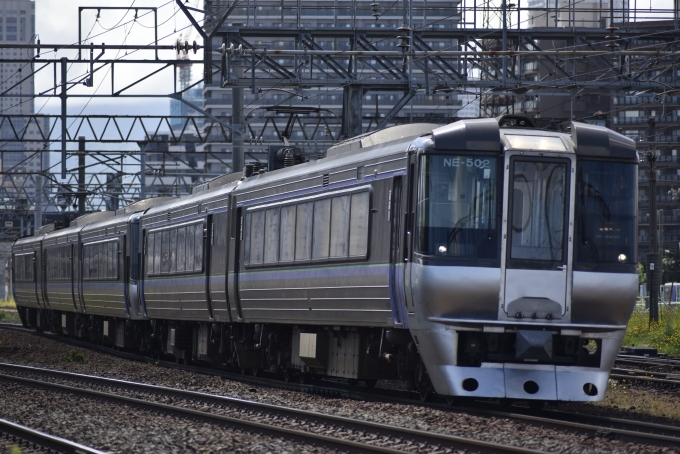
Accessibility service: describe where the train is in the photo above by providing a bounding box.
[11,115,639,403]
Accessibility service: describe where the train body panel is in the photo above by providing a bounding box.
[10,118,638,403]
[231,136,412,327]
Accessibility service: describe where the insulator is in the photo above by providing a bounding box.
[284,149,295,167]
[252,161,262,174]
[244,163,254,177]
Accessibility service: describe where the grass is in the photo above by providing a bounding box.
[623,307,680,355]
[0,309,21,324]
[0,298,16,309]
[65,349,85,363]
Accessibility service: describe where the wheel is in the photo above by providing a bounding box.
[283,370,293,382]
[299,373,309,384]
[364,379,377,389]
[251,368,259,377]
[419,388,431,402]
[446,396,457,406]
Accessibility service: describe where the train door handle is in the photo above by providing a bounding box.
[557,265,566,271]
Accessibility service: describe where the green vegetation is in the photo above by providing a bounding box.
[0,309,21,324]
[9,445,23,454]
[65,349,85,363]
[623,308,680,355]
[0,298,16,309]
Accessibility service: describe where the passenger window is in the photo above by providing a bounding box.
[194,223,203,271]
[177,227,186,273]
[279,205,296,262]
[186,225,195,272]
[243,213,251,264]
[250,210,265,265]
[169,229,178,273]
[349,192,369,256]
[312,199,331,259]
[264,208,280,263]
[295,202,313,260]
[153,232,161,274]
[161,230,170,273]
[147,234,154,275]
[330,195,350,257]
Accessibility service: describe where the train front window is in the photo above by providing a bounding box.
[575,161,637,269]
[417,155,499,260]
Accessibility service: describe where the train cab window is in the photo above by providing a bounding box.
[417,155,499,261]
[312,199,331,259]
[509,160,568,263]
[575,161,637,270]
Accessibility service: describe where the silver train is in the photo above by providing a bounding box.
[12,116,638,402]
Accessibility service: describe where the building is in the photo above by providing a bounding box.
[201,0,467,174]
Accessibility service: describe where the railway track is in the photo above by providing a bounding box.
[0,362,542,454]
[613,354,680,387]
[0,417,106,454]
[2,323,680,450]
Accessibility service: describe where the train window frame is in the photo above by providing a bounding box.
[13,252,35,282]
[574,158,638,272]
[415,152,502,266]
[82,239,120,281]
[45,245,73,282]
[146,219,205,277]
[243,185,372,268]
[505,155,572,271]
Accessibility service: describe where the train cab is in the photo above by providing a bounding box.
[407,116,638,401]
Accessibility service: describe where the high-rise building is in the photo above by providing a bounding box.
[201,0,467,174]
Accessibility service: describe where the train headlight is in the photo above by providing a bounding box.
[438,246,447,254]
[618,254,627,263]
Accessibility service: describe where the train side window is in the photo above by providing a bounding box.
[153,233,161,274]
[185,225,195,272]
[312,199,331,259]
[279,205,296,262]
[194,223,204,271]
[295,202,313,261]
[250,210,265,265]
[349,192,370,256]
[243,213,251,264]
[160,230,170,273]
[170,229,178,273]
[330,195,350,258]
[177,227,186,273]
[147,234,155,276]
[264,208,280,263]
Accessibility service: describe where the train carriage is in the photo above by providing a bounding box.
[10,116,639,403]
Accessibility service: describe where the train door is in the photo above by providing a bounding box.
[36,246,48,310]
[32,249,42,309]
[389,176,407,327]
[227,201,244,321]
[501,154,574,321]
[128,215,145,317]
[209,211,229,321]
[70,243,79,312]
[204,216,215,320]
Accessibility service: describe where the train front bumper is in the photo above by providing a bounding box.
[430,363,609,401]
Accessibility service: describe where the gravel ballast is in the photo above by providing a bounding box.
[0,329,678,453]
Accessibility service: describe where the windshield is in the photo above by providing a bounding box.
[417,155,499,261]
[575,161,637,269]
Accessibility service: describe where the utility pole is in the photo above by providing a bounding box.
[78,136,86,216]
[646,117,660,324]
